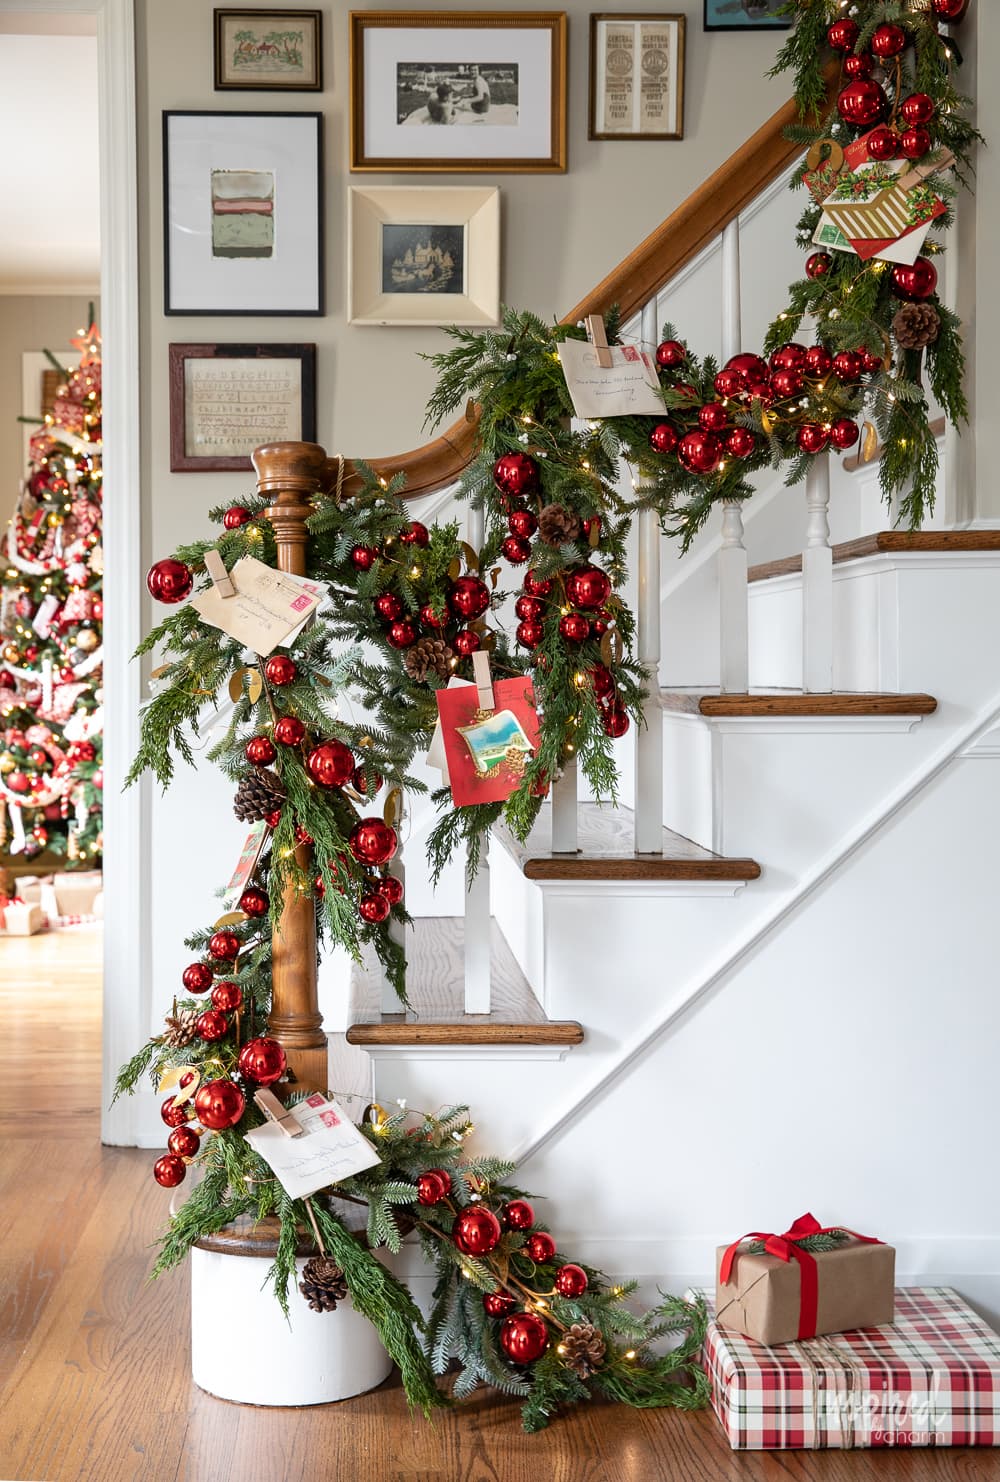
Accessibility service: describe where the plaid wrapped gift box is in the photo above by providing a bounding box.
[695,1286,1000,1449]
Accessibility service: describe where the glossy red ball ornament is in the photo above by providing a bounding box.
[196,1009,229,1042]
[516,619,545,648]
[349,818,398,867]
[154,1154,186,1188]
[194,1079,246,1130]
[307,740,355,788]
[386,619,418,650]
[714,368,744,400]
[861,347,885,374]
[500,1313,549,1365]
[453,1206,502,1255]
[483,1291,517,1318]
[452,629,481,656]
[603,705,630,738]
[677,430,723,476]
[515,595,544,621]
[359,892,391,924]
[245,735,277,767]
[502,534,532,565]
[399,521,430,547]
[806,252,834,281]
[377,874,405,907]
[7,771,30,794]
[726,427,757,459]
[589,663,615,699]
[931,0,966,16]
[419,603,447,631]
[649,422,679,454]
[28,747,49,769]
[672,382,700,402]
[374,592,403,622]
[351,545,379,571]
[223,505,251,530]
[525,1230,557,1263]
[900,125,932,160]
[493,452,540,498]
[238,1037,287,1086]
[296,825,315,846]
[264,654,297,687]
[168,1125,201,1159]
[209,930,240,962]
[416,1171,450,1206]
[771,367,805,399]
[655,339,687,369]
[725,353,768,383]
[211,980,243,1011]
[805,344,834,378]
[558,613,590,643]
[264,807,283,828]
[797,424,830,455]
[314,874,326,900]
[838,80,889,128]
[698,402,729,434]
[504,509,535,543]
[554,1264,589,1298]
[830,419,860,451]
[871,24,907,59]
[182,962,214,995]
[565,564,612,610]
[891,257,938,302]
[235,888,267,921]
[901,92,935,127]
[161,1094,194,1127]
[351,764,383,796]
[832,351,864,383]
[844,53,873,79]
[146,558,193,604]
[501,1199,535,1231]
[865,125,899,162]
[274,715,305,747]
[447,576,491,621]
[826,17,859,52]
[770,343,808,373]
[523,569,554,598]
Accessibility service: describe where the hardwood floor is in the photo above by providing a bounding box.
[1,929,995,1481]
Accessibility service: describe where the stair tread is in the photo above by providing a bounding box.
[661,689,937,717]
[749,531,1000,584]
[497,802,760,882]
[346,917,582,1046]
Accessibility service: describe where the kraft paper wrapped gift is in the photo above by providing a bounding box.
[52,870,103,917]
[716,1214,895,1347]
[4,902,46,936]
[15,875,44,905]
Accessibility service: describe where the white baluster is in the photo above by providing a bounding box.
[719,219,749,695]
[635,297,664,854]
[463,499,491,1010]
[380,855,406,1014]
[552,759,578,853]
[802,450,833,693]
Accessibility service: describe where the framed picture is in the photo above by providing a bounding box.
[704,1,792,31]
[588,14,685,140]
[350,11,567,173]
[213,10,323,91]
[349,186,500,327]
[162,111,323,315]
[168,343,316,472]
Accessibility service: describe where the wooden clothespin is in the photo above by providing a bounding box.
[897,147,956,194]
[472,649,495,714]
[254,1087,303,1137]
[203,548,235,598]
[584,314,613,369]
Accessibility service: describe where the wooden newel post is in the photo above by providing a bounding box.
[252,440,329,1094]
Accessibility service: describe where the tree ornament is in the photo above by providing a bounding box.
[483,1290,518,1318]
[655,339,687,369]
[7,771,30,794]
[419,602,447,630]
[837,80,889,128]
[493,451,540,498]
[350,545,379,571]
[588,663,615,699]
[195,1009,229,1042]
[830,419,860,451]
[273,715,306,747]
[554,1263,589,1298]
[826,18,859,52]
[525,1230,557,1263]
[832,350,864,383]
[502,534,532,565]
[560,1322,607,1379]
[314,874,326,901]
[558,613,590,643]
[870,24,907,59]
[146,558,193,604]
[182,962,214,994]
[770,343,808,373]
[900,125,932,161]
[797,424,830,455]
[844,53,873,79]
[806,252,834,281]
[771,367,805,399]
[523,569,554,598]
[931,0,967,16]
[501,1199,535,1230]
[212,980,243,1011]
[901,93,935,126]
[893,302,941,349]
[238,886,269,919]
[167,1125,201,1159]
[161,1006,199,1047]
[516,619,545,648]
[374,592,403,622]
[299,1257,348,1313]
[262,656,297,694]
[161,1095,194,1127]
[296,823,314,844]
[359,892,391,924]
[891,258,938,302]
[714,369,744,400]
[565,564,612,610]
[234,768,285,822]
[537,504,582,546]
[377,874,404,907]
[677,430,722,476]
[500,1313,549,1365]
[209,929,240,961]
[726,427,756,459]
[603,705,630,738]
[447,576,491,620]
[222,506,251,529]
[698,402,729,434]
[349,817,398,867]
[238,1037,287,1086]
[724,352,768,384]
[508,508,538,540]
[153,1154,186,1188]
[404,636,454,682]
[416,1171,450,1206]
[805,345,834,378]
[515,595,544,621]
[306,740,355,788]
[452,629,481,656]
[453,1206,502,1255]
[245,735,277,767]
[399,521,430,547]
[386,618,418,649]
[264,807,283,828]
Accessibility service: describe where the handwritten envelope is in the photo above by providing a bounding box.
[244,1093,381,1199]
[192,555,321,656]
[557,340,666,419]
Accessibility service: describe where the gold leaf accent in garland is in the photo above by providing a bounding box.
[383,786,403,829]
[862,422,879,464]
[158,1064,201,1103]
[214,910,248,928]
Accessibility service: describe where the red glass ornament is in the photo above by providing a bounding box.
[589,663,615,699]
[419,602,447,630]
[182,962,214,995]
[194,1079,246,1130]
[558,613,590,643]
[377,874,405,907]
[838,80,889,128]
[891,258,938,302]
[349,818,398,867]
[153,1154,186,1188]
[447,576,491,620]
[386,619,418,649]
[237,1037,287,1086]
[770,343,808,373]
[516,619,544,648]
[806,252,833,281]
[502,534,532,565]
[726,427,757,460]
[168,1125,201,1159]
[209,930,240,962]
[307,740,355,788]
[655,339,687,369]
[71,738,96,762]
[351,545,379,571]
[565,564,612,610]
[161,1094,193,1127]
[830,419,860,450]
[844,53,873,79]
[453,1206,502,1255]
[672,382,700,401]
[245,735,276,767]
[508,508,538,539]
[500,1313,549,1365]
[861,347,885,374]
[264,808,283,828]
[714,368,744,400]
[196,1009,229,1042]
[264,654,297,686]
[677,430,722,476]
[493,452,540,498]
[351,763,383,795]
[146,558,193,604]
[931,0,966,16]
[314,874,326,900]
[832,351,864,383]
[222,506,251,529]
[399,521,430,547]
[900,125,932,160]
[871,24,907,59]
[416,1171,450,1206]
[826,18,859,52]
[525,1231,557,1263]
[274,715,305,747]
[698,402,729,434]
[770,367,806,399]
[805,344,834,378]
[212,981,243,1011]
[6,771,29,794]
[603,705,630,738]
[374,592,403,621]
[554,1264,589,1298]
[523,569,554,598]
[901,92,935,126]
[649,422,679,454]
[237,887,269,919]
[483,1291,517,1318]
[797,424,830,455]
[725,353,767,382]
[515,595,544,621]
[501,1199,535,1231]
[359,892,391,924]
[28,748,49,769]
[452,629,481,656]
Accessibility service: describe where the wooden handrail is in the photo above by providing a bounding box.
[350,71,837,501]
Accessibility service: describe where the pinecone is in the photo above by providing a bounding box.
[559,1322,606,1379]
[893,303,940,351]
[404,636,454,683]
[299,1257,348,1313]
[234,768,285,823]
[161,1007,199,1047]
[537,504,581,547]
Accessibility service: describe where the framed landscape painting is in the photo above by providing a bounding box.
[214,10,323,91]
[704,0,792,29]
[350,12,567,172]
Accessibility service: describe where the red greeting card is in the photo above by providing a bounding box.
[436,674,540,807]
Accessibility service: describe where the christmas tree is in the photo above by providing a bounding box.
[0,318,103,868]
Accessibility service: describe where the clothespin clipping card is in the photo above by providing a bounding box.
[435,651,540,806]
[203,549,235,598]
[584,314,613,369]
[254,1088,303,1138]
[472,649,495,714]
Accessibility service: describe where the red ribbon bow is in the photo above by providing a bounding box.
[720,1213,881,1341]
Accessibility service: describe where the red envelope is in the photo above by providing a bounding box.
[436,676,540,806]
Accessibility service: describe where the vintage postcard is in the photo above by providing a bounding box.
[557,339,666,419]
[436,675,540,806]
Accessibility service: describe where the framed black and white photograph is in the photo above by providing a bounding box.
[349,186,500,327]
[213,9,323,91]
[350,13,566,173]
[704,0,792,31]
[162,111,323,315]
[168,342,316,472]
[589,14,685,140]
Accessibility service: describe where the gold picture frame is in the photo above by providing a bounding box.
[588,13,685,141]
[350,11,567,173]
